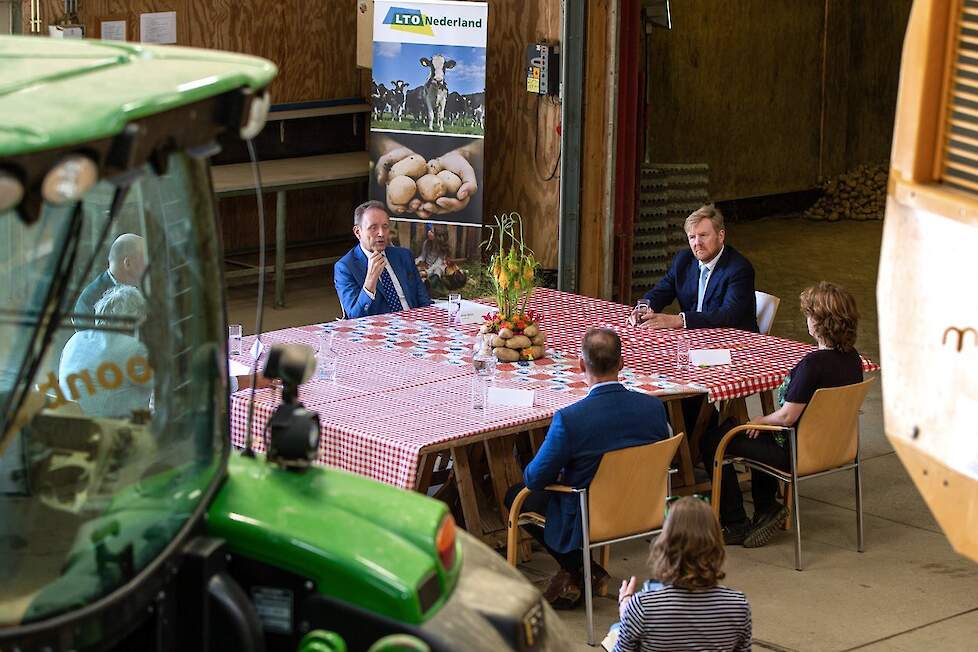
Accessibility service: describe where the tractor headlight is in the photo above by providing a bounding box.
[41,155,98,204]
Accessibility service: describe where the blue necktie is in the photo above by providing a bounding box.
[696,264,710,312]
[378,267,405,311]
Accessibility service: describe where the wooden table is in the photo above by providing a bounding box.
[228,289,879,546]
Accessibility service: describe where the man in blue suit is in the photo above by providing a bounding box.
[630,204,758,332]
[334,200,431,318]
[505,328,671,609]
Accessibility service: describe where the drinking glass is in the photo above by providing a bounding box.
[676,335,690,370]
[472,335,497,378]
[471,375,487,410]
[448,293,462,325]
[635,299,651,317]
[316,330,337,382]
[228,324,243,355]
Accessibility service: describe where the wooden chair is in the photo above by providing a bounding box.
[710,378,875,570]
[506,433,684,645]
[755,290,781,335]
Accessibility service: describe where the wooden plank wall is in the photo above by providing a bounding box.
[645,1,825,201]
[645,0,913,201]
[27,0,361,102]
[482,0,561,268]
[845,0,915,169]
[27,0,565,268]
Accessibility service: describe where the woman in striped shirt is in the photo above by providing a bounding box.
[614,497,752,651]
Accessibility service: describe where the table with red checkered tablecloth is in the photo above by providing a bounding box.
[229,288,879,490]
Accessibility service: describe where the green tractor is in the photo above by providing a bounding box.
[0,37,568,651]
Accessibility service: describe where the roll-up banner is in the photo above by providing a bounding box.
[370,0,488,298]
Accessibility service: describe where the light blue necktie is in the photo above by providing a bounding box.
[696,264,710,312]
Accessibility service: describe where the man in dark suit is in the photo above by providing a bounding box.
[629,204,758,332]
[333,200,431,318]
[505,328,671,609]
[73,233,145,329]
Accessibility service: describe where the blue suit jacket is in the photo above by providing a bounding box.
[524,383,671,553]
[333,245,431,318]
[643,245,758,332]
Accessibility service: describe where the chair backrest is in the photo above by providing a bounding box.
[795,378,875,476]
[755,291,781,335]
[586,433,684,544]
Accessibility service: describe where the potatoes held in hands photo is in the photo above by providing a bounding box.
[380,150,473,216]
[390,154,428,179]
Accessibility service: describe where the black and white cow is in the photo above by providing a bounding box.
[387,80,409,121]
[464,92,485,130]
[371,82,390,120]
[404,85,427,124]
[420,54,456,131]
[445,91,466,126]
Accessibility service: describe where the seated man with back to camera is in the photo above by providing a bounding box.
[504,328,672,610]
[333,200,431,318]
[628,204,757,332]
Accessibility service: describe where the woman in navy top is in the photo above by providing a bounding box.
[700,282,864,548]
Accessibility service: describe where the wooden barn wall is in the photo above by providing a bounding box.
[645,0,913,202]
[27,0,360,102]
[28,0,564,268]
[645,1,825,201]
[482,0,561,268]
[844,0,914,170]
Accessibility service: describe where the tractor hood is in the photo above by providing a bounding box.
[207,454,460,624]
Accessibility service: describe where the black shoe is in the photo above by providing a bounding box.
[744,505,788,548]
[721,520,750,545]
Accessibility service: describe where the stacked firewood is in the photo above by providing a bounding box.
[805,162,889,221]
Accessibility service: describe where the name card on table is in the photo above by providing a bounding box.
[229,359,251,377]
[487,387,535,407]
[434,299,495,324]
[689,349,732,367]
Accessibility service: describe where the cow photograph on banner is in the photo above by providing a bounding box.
[370,0,487,299]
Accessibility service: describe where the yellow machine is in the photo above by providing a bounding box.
[880,0,978,562]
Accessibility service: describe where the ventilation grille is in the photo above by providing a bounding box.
[631,164,709,299]
[941,0,978,194]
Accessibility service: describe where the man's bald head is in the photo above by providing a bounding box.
[108,233,146,286]
[580,327,623,377]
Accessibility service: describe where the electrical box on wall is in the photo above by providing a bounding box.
[526,42,560,95]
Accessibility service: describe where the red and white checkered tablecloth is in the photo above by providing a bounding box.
[229,288,879,488]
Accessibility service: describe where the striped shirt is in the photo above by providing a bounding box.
[613,584,752,652]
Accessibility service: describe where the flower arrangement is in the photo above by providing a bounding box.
[476,212,547,361]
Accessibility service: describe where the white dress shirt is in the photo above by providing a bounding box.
[360,244,410,310]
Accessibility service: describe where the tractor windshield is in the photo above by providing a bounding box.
[0,151,229,626]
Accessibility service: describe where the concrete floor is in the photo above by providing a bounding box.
[227,217,978,652]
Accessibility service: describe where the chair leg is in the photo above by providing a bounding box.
[506,488,531,567]
[579,491,595,646]
[792,480,802,571]
[598,545,610,596]
[855,462,865,553]
[782,483,793,531]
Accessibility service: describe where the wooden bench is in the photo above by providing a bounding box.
[211,101,370,307]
